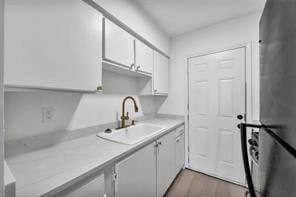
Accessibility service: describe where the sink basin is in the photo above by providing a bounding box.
[97,123,165,145]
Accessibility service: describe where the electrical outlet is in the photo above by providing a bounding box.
[42,107,54,123]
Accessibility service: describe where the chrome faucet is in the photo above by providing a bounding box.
[118,96,139,129]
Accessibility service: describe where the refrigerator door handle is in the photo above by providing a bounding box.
[240,123,262,197]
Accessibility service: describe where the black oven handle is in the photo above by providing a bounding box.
[240,123,262,197]
[240,123,296,197]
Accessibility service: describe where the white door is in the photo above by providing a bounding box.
[188,47,245,184]
[103,18,135,68]
[135,40,153,74]
[116,142,157,197]
[153,51,169,95]
[5,0,102,91]
[157,131,175,197]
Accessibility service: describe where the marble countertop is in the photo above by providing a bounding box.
[5,118,184,197]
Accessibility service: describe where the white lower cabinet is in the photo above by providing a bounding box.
[66,175,105,197]
[115,129,178,197]
[156,131,176,197]
[175,132,185,175]
[115,142,157,197]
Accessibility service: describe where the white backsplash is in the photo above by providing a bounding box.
[5,71,159,141]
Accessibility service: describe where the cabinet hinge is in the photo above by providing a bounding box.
[188,146,190,164]
[113,172,117,181]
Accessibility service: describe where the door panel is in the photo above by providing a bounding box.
[5,0,102,91]
[189,47,245,184]
[116,142,157,197]
[135,40,153,74]
[157,131,175,197]
[153,51,169,95]
[188,55,215,174]
[175,133,185,175]
[103,18,134,68]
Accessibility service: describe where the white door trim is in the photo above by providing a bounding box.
[184,43,252,185]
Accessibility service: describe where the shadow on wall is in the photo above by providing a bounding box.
[4,70,166,141]
[154,96,167,112]
[102,70,138,95]
[4,91,82,141]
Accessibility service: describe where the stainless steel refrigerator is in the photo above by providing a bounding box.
[240,0,296,196]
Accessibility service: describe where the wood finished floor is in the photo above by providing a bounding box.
[166,169,247,197]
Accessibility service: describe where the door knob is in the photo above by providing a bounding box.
[237,124,241,129]
[96,86,103,92]
[237,114,243,120]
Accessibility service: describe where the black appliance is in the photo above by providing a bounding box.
[240,0,296,196]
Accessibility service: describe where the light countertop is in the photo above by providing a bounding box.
[5,118,184,197]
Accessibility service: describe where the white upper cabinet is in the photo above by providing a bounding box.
[153,51,169,95]
[4,0,102,91]
[135,40,153,74]
[103,18,135,69]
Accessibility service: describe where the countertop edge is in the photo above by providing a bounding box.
[17,119,185,197]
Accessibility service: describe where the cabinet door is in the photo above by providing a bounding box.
[135,40,153,74]
[4,0,102,91]
[103,18,135,68]
[66,175,105,197]
[175,133,185,175]
[157,131,175,197]
[116,142,157,197]
[153,51,169,95]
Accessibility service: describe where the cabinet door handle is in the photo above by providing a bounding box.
[136,65,140,71]
[130,63,135,70]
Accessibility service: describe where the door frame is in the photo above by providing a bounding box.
[184,43,252,185]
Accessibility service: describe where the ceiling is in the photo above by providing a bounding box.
[131,0,266,37]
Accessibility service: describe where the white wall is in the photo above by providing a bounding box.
[4,0,166,141]
[94,0,170,55]
[0,0,4,194]
[5,72,157,141]
[158,13,261,121]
